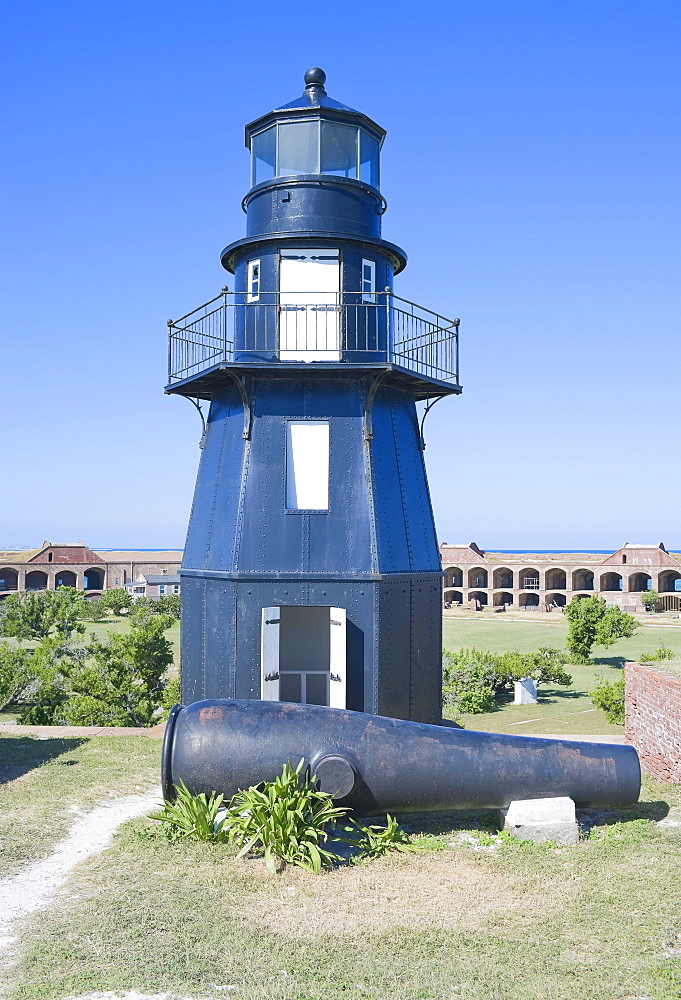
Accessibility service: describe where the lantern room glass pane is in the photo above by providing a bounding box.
[252,127,276,186]
[277,121,319,176]
[360,131,380,188]
[320,121,358,178]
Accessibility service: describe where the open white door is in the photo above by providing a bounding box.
[280,249,340,361]
[260,607,280,701]
[328,607,347,709]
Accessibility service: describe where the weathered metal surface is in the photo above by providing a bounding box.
[162,700,642,813]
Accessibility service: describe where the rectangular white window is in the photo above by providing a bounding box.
[247,259,260,302]
[286,421,329,510]
[361,258,376,302]
[159,585,166,595]
[173,585,180,594]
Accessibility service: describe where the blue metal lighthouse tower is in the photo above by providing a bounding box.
[167,69,461,724]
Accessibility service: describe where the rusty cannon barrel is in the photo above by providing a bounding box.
[162,699,640,813]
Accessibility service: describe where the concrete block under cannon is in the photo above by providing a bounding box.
[162,700,641,813]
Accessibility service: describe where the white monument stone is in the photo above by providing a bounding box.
[514,676,538,704]
[501,796,578,845]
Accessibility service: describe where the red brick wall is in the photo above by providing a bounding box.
[625,662,681,784]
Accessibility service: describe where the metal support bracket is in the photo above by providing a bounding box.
[418,395,447,451]
[184,397,207,449]
[221,369,253,440]
[363,371,390,442]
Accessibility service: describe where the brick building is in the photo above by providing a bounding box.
[0,541,182,599]
[440,542,681,612]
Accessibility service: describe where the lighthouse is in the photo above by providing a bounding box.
[167,69,461,724]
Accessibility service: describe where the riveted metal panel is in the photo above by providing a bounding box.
[368,389,411,572]
[390,404,441,573]
[203,579,237,699]
[409,575,443,725]
[376,580,411,719]
[180,576,206,704]
[183,388,245,572]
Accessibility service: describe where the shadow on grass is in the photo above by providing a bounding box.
[0,736,87,785]
[591,656,627,669]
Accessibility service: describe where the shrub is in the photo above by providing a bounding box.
[157,594,181,619]
[343,814,421,861]
[442,647,572,714]
[225,760,347,874]
[640,590,661,612]
[0,643,35,711]
[590,675,625,724]
[150,781,228,843]
[640,646,674,663]
[78,599,109,622]
[0,589,85,641]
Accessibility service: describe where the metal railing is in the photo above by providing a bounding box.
[167,289,459,386]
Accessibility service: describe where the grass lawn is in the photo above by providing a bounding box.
[443,616,681,737]
[0,733,160,879]
[2,732,680,1000]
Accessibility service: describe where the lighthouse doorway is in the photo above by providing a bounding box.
[261,605,346,708]
[279,249,340,361]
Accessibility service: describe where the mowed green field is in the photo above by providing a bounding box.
[442,615,681,736]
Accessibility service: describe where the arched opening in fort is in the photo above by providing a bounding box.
[659,571,681,593]
[0,568,18,592]
[493,591,513,607]
[84,568,104,591]
[629,573,652,592]
[25,570,48,591]
[443,588,463,606]
[545,568,566,590]
[55,571,77,588]
[493,567,513,589]
[444,566,463,588]
[600,572,623,592]
[572,569,594,591]
[468,567,488,589]
[520,568,540,590]
[468,590,488,607]
[546,592,566,607]
[519,592,540,607]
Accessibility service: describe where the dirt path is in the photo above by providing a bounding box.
[0,788,161,969]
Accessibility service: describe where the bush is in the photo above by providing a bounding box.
[78,599,109,622]
[0,589,85,641]
[640,590,661,612]
[442,647,572,715]
[640,646,674,663]
[18,615,176,727]
[590,675,626,724]
[342,814,420,862]
[151,781,228,843]
[157,595,180,619]
[0,643,35,711]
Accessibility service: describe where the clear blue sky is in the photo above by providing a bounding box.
[2,0,679,551]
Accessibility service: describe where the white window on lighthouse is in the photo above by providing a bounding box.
[260,606,347,708]
[361,258,376,302]
[285,421,329,511]
[279,248,340,361]
[247,259,260,302]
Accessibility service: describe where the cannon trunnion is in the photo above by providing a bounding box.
[162,699,640,814]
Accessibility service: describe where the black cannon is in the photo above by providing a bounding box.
[162,699,640,813]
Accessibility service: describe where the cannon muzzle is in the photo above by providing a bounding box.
[162,699,640,813]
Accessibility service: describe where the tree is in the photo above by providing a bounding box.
[0,643,35,711]
[19,614,176,727]
[156,594,181,619]
[99,588,133,615]
[563,596,638,663]
[0,589,85,642]
[639,590,660,612]
[442,647,572,715]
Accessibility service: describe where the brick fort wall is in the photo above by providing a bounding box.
[625,662,681,784]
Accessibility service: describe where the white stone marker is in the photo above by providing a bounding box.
[513,676,538,704]
[501,796,578,845]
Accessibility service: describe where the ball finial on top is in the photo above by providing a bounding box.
[304,67,326,88]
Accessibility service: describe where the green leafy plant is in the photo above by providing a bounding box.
[0,589,85,641]
[0,642,35,711]
[563,596,637,663]
[150,781,227,843]
[99,588,133,615]
[343,814,421,861]
[640,645,674,663]
[78,599,109,622]
[590,675,625,724]
[639,590,660,612]
[225,760,347,874]
[442,647,572,714]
